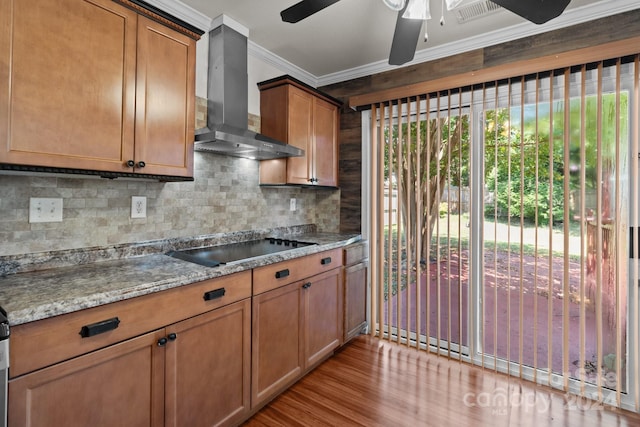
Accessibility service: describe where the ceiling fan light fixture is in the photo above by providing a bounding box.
[381,0,406,11]
[402,0,431,20]
[444,0,464,10]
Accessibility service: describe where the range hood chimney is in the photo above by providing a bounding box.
[194,22,303,160]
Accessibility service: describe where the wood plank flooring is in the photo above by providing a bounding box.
[243,335,640,427]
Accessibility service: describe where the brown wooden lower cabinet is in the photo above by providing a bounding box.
[251,281,304,408]
[165,299,252,427]
[9,329,166,427]
[343,262,367,343]
[252,267,342,410]
[9,298,252,427]
[343,242,368,344]
[8,248,352,426]
[303,269,343,367]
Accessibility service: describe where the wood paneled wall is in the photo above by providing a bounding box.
[320,9,640,234]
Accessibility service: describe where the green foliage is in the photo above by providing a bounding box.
[489,178,564,225]
[484,107,565,225]
[384,114,471,186]
[484,92,627,225]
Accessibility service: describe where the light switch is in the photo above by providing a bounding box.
[29,198,63,223]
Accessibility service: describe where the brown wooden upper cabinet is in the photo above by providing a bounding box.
[0,0,198,179]
[258,76,341,188]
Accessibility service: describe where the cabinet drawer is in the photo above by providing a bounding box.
[253,249,343,295]
[10,270,251,378]
[344,241,367,266]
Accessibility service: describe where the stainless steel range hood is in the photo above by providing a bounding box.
[194,24,303,160]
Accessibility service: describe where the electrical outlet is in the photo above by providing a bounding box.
[131,196,147,218]
[29,198,63,223]
[290,198,296,211]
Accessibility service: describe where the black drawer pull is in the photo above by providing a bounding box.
[157,337,168,347]
[80,317,120,338]
[321,257,332,265]
[167,333,177,341]
[302,282,312,289]
[203,288,226,301]
[275,269,290,279]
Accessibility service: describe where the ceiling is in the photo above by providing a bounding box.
[157,0,639,85]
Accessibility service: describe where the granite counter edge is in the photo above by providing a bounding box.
[6,234,362,325]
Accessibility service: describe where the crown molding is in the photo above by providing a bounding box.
[142,0,211,32]
[248,42,319,88]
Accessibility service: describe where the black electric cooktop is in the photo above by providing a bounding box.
[167,238,316,267]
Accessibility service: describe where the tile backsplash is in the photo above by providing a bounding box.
[0,153,340,256]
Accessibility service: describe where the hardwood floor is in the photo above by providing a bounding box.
[244,335,640,427]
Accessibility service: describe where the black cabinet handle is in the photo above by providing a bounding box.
[126,160,135,167]
[137,161,146,168]
[79,317,120,338]
[203,288,226,301]
[302,282,312,289]
[275,269,290,279]
[157,337,168,347]
[321,257,332,265]
[167,333,177,341]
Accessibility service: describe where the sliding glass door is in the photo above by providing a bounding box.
[375,96,471,358]
[478,64,632,403]
[367,57,639,410]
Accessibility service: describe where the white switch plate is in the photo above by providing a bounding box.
[290,198,296,211]
[131,196,147,218]
[29,197,63,223]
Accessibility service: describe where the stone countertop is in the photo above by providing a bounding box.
[0,232,361,326]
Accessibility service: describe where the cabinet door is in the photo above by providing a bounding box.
[251,282,303,408]
[0,0,137,172]
[135,16,195,177]
[8,329,165,427]
[286,86,313,184]
[313,97,339,187]
[344,262,368,343]
[302,268,343,369]
[165,299,251,427]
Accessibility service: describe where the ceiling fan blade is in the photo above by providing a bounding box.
[388,10,423,66]
[490,0,571,25]
[281,0,342,23]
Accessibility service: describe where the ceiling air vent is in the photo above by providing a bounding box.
[454,0,503,24]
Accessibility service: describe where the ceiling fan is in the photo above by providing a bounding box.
[280,0,572,66]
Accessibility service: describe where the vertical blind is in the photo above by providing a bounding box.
[368,55,640,411]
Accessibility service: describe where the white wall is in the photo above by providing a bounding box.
[195,32,209,99]
[247,54,287,115]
